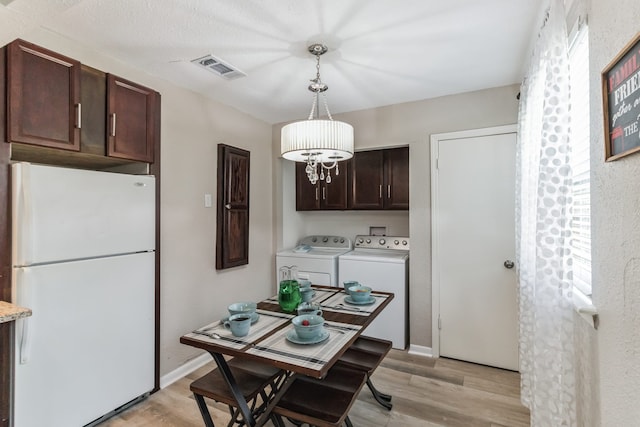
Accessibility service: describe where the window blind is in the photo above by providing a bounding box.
[568,25,592,297]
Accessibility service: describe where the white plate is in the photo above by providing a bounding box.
[344,295,376,306]
[221,312,260,324]
[286,329,330,345]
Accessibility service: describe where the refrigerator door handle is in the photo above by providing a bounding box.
[15,268,32,364]
[17,317,31,364]
[12,163,34,266]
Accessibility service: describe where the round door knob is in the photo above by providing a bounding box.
[504,260,515,269]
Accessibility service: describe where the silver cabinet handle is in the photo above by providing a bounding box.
[322,187,326,200]
[75,103,82,129]
[315,187,319,201]
[387,184,391,199]
[504,260,515,269]
[379,185,382,199]
[110,113,117,137]
[225,204,231,210]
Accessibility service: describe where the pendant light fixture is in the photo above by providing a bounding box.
[280,43,354,184]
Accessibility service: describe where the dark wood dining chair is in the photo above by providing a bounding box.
[271,363,367,427]
[337,336,393,410]
[190,358,285,427]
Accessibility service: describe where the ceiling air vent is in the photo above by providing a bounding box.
[191,54,246,80]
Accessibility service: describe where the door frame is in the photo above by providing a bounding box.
[430,124,517,358]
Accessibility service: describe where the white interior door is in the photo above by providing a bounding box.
[432,126,518,371]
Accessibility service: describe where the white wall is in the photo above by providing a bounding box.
[274,84,520,347]
[589,0,640,424]
[14,28,275,376]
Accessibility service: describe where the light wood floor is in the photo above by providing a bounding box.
[100,350,530,427]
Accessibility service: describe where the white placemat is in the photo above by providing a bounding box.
[184,309,292,350]
[246,320,362,372]
[319,291,389,316]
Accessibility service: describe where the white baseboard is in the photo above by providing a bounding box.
[407,344,434,358]
[159,352,212,389]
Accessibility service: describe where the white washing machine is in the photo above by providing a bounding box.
[339,235,409,349]
[276,235,352,287]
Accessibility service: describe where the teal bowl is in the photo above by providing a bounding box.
[348,285,372,302]
[343,281,359,292]
[292,314,324,340]
[228,302,257,316]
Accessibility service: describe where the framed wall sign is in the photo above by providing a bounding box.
[602,32,640,161]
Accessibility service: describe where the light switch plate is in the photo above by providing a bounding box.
[204,194,212,208]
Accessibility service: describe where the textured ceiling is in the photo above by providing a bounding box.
[0,0,543,124]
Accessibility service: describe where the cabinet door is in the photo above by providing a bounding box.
[350,150,384,209]
[106,74,157,163]
[7,39,80,150]
[295,162,320,211]
[385,147,409,209]
[320,160,348,210]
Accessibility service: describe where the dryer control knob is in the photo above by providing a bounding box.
[366,239,371,244]
[322,237,329,242]
[358,238,364,244]
[402,240,408,245]
[394,240,400,245]
[312,237,318,242]
[379,239,386,245]
[333,237,338,243]
[340,238,345,243]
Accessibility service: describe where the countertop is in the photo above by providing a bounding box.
[0,300,32,323]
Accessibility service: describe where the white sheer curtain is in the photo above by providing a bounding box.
[516,0,577,425]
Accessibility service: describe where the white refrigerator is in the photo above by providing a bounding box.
[11,162,156,427]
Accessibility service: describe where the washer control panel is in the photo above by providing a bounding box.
[353,235,410,251]
[298,235,352,249]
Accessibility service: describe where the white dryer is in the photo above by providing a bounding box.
[339,235,409,349]
[276,236,352,288]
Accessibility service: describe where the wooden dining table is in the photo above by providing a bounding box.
[180,285,394,427]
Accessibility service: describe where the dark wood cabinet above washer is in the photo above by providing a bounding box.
[349,147,409,210]
[295,161,349,211]
[295,147,409,211]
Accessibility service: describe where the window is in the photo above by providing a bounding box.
[568,24,592,297]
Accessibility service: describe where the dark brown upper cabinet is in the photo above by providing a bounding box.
[107,74,158,163]
[350,147,409,210]
[350,150,385,209]
[6,39,81,151]
[216,144,250,270]
[295,161,348,211]
[384,146,410,209]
